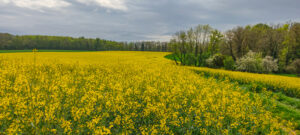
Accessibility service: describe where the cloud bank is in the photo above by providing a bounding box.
[0,0,70,11]
[0,0,299,41]
[76,0,128,11]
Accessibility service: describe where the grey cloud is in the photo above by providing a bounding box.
[0,0,299,41]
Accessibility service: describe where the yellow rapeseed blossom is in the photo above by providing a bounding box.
[190,67,300,98]
[0,51,295,134]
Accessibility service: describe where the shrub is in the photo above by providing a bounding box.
[236,51,263,73]
[205,53,225,68]
[199,52,211,67]
[285,59,300,76]
[185,53,196,65]
[223,56,235,70]
[262,56,278,73]
[206,57,214,67]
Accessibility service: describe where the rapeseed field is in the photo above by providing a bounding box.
[0,51,295,134]
[190,67,300,98]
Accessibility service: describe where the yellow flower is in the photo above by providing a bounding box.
[0,51,295,134]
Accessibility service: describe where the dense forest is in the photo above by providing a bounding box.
[1,22,300,74]
[0,33,169,52]
[122,41,169,52]
[169,22,300,75]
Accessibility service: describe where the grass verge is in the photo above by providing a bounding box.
[194,70,300,131]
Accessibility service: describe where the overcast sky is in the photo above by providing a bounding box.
[0,0,299,41]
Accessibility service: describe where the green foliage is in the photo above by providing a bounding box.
[206,53,225,68]
[170,24,213,66]
[208,30,223,56]
[286,59,300,76]
[198,52,211,67]
[278,47,289,72]
[0,33,169,52]
[169,22,300,75]
[0,34,121,50]
[192,68,300,130]
[223,56,235,70]
[164,53,179,61]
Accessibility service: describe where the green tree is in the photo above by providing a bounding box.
[208,30,223,56]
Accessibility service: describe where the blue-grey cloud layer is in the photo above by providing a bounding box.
[0,0,299,41]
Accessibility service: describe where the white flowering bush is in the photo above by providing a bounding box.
[236,51,263,73]
[262,56,278,73]
[206,57,214,67]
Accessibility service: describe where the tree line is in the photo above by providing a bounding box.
[169,22,300,75]
[121,41,170,52]
[0,33,169,52]
[1,22,299,74]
